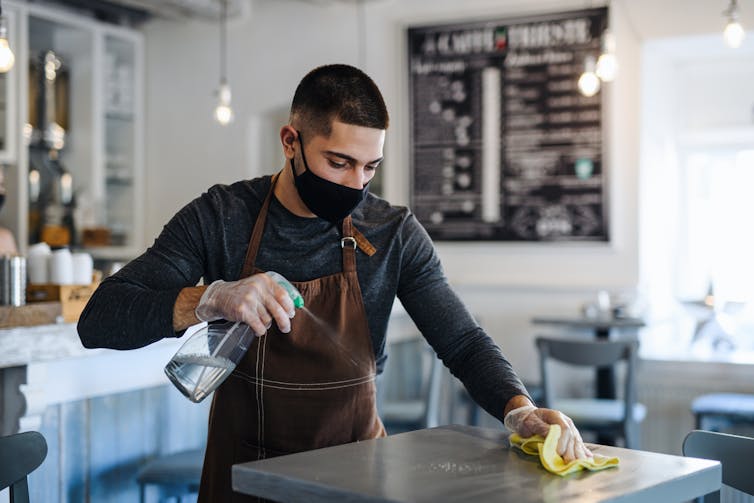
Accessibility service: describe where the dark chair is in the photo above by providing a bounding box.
[377,336,444,434]
[136,448,205,503]
[0,431,48,503]
[683,429,754,502]
[691,393,754,431]
[536,336,646,448]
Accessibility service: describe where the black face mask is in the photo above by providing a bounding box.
[291,131,369,223]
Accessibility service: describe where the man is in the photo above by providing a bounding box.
[78,64,591,502]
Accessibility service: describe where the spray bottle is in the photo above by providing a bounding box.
[165,271,303,402]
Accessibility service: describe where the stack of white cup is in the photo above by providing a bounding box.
[49,248,74,285]
[27,243,94,285]
[27,243,52,284]
[72,252,94,285]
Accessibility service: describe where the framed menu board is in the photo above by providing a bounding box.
[408,8,609,241]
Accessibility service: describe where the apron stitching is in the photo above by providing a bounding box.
[233,371,376,386]
[255,335,263,461]
[234,380,375,392]
[232,374,376,391]
[261,333,268,459]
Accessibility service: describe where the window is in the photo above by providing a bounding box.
[677,147,754,304]
[640,33,754,355]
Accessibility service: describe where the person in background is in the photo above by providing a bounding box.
[78,64,591,502]
[0,165,18,254]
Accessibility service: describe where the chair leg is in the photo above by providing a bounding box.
[10,478,30,503]
[701,489,721,503]
[624,422,640,450]
[139,483,146,503]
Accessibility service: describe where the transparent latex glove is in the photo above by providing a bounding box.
[194,273,296,336]
[504,405,593,462]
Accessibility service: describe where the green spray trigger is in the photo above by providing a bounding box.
[266,271,304,309]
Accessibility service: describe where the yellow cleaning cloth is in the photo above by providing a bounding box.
[509,424,619,476]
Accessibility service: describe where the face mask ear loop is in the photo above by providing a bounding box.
[296,130,312,175]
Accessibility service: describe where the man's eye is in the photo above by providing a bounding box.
[328,159,347,168]
[365,164,378,171]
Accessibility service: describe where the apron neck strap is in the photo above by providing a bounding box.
[240,173,278,278]
[341,216,356,273]
[240,173,357,278]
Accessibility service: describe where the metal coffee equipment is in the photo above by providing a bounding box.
[0,255,26,306]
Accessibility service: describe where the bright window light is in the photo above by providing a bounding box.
[678,148,754,304]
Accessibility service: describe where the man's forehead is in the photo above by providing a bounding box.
[324,120,384,142]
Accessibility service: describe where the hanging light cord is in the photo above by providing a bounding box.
[357,0,366,69]
[725,0,740,19]
[220,0,227,85]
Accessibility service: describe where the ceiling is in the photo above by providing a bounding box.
[616,0,754,41]
[50,0,753,36]
[52,0,248,24]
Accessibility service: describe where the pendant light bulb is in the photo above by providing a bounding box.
[214,81,234,126]
[724,20,745,48]
[723,0,746,49]
[578,55,601,97]
[0,16,15,73]
[596,29,618,82]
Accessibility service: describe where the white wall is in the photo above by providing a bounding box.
[142,0,640,289]
[139,0,751,380]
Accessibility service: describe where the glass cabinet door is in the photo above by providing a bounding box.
[0,6,18,163]
[70,27,142,259]
[100,33,138,251]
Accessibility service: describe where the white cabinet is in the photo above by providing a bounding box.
[5,0,143,260]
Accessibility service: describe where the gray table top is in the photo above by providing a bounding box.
[232,425,720,503]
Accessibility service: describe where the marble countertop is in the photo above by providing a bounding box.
[0,323,97,368]
[0,322,192,369]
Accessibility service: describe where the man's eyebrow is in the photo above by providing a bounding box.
[324,150,384,165]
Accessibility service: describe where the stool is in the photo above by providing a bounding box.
[137,448,205,503]
[691,393,754,431]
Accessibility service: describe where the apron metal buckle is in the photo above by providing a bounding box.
[341,237,357,249]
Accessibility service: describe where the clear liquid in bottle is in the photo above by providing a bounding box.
[164,321,255,403]
[165,353,235,403]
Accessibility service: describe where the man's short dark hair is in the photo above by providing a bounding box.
[290,64,389,139]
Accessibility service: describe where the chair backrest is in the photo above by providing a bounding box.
[535,337,639,416]
[0,431,48,503]
[683,429,754,497]
[377,336,444,430]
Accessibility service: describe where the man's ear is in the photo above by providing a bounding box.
[280,125,297,158]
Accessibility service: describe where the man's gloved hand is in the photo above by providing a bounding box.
[194,274,296,336]
[504,405,593,462]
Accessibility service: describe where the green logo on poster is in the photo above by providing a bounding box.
[575,158,594,179]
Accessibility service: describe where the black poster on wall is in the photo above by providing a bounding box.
[408,8,609,241]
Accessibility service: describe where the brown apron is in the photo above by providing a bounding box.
[198,175,385,502]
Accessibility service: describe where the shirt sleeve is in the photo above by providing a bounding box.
[395,213,531,423]
[77,192,211,350]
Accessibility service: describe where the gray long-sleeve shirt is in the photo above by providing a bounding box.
[77,175,529,422]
